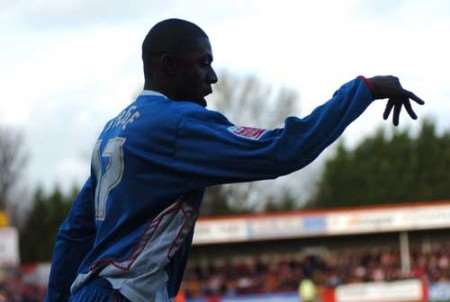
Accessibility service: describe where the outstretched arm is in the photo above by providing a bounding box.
[173,76,424,189]
[173,77,372,187]
[45,177,96,302]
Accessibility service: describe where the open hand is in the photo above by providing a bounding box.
[367,76,425,126]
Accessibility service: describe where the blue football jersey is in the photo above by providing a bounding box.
[46,78,372,302]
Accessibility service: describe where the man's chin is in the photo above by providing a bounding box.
[199,98,207,107]
[196,93,208,107]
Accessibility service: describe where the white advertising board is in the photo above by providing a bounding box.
[193,202,450,245]
[326,204,450,235]
[193,219,248,244]
[246,216,303,239]
[335,279,424,302]
[0,227,19,266]
[193,215,312,244]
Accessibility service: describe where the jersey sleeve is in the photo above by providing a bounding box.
[174,77,373,189]
[45,177,96,302]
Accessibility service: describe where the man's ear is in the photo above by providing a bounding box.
[161,54,177,77]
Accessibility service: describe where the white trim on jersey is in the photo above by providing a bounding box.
[141,90,168,99]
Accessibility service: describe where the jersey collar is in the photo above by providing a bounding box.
[140,90,168,99]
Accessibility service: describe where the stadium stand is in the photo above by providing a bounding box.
[1,201,449,301]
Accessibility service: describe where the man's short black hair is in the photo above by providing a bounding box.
[142,19,208,80]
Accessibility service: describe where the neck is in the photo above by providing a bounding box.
[144,81,159,92]
[143,81,169,97]
[143,80,207,107]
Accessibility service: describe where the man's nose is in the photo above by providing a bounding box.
[208,67,218,84]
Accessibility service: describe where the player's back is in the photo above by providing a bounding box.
[71,91,204,302]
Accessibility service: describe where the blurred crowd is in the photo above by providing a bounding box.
[181,242,450,298]
[0,268,45,302]
[0,242,449,301]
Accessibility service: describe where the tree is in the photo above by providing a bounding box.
[20,185,77,262]
[308,119,450,208]
[0,126,28,210]
[201,71,301,215]
[264,191,299,212]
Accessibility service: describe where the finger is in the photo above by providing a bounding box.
[404,89,425,105]
[383,101,394,120]
[393,103,401,126]
[403,99,417,120]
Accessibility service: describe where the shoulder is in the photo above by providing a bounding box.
[169,100,230,125]
[135,94,231,128]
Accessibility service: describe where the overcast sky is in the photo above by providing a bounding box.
[1,0,449,195]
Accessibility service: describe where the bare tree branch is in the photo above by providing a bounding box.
[0,126,28,210]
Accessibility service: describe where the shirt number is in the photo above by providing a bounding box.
[92,137,126,220]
